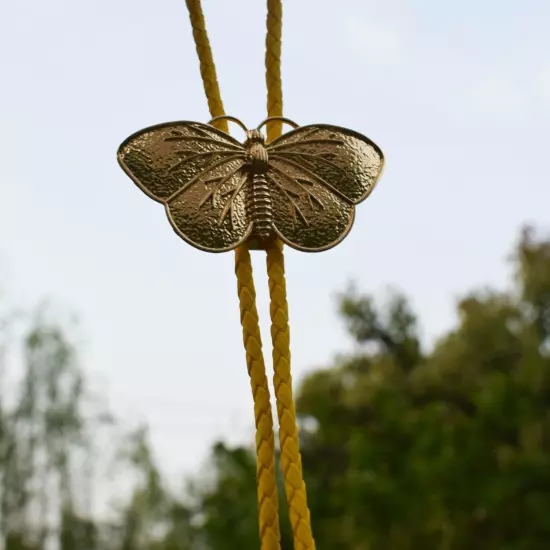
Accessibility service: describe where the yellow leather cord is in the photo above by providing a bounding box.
[266,240,315,550]
[184,0,227,132]
[184,2,281,549]
[184,0,315,548]
[265,1,315,548]
[235,246,282,550]
[265,0,284,142]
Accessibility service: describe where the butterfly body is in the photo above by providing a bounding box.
[240,129,273,243]
[247,173,272,243]
[117,116,384,253]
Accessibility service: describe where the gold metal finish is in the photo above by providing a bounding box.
[257,116,299,130]
[117,117,384,253]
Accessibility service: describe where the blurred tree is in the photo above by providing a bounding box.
[111,425,196,550]
[2,225,550,550]
[188,226,550,550]
[0,303,196,550]
[0,308,116,550]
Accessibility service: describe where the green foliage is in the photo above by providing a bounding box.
[1,225,550,549]
[187,226,550,550]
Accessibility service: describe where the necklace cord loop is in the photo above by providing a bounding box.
[184,1,315,548]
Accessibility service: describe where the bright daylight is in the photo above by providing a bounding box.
[0,0,549,549]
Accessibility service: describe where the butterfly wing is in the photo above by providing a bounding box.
[117,121,252,252]
[265,124,384,252]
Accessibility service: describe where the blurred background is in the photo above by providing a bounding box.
[1,0,550,548]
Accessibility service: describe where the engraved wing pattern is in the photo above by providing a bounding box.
[117,121,252,252]
[265,124,384,251]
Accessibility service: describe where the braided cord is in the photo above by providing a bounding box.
[266,241,315,550]
[184,2,281,548]
[235,247,282,550]
[265,0,284,142]
[265,2,315,548]
[184,1,315,548]
[184,0,227,131]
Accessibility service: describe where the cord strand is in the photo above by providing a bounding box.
[184,0,227,132]
[265,0,284,142]
[235,247,282,550]
[265,1,316,547]
[266,240,316,550]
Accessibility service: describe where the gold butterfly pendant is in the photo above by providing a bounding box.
[117,115,384,253]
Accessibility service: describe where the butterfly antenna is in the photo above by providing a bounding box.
[257,116,299,131]
[208,115,248,133]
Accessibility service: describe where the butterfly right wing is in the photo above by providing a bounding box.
[265,124,384,252]
[117,121,253,252]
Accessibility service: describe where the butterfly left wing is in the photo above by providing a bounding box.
[117,121,253,252]
[265,124,384,252]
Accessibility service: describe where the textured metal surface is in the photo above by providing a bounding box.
[117,116,384,253]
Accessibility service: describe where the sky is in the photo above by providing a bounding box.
[1,0,549,491]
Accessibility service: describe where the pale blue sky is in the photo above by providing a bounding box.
[1,0,549,484]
